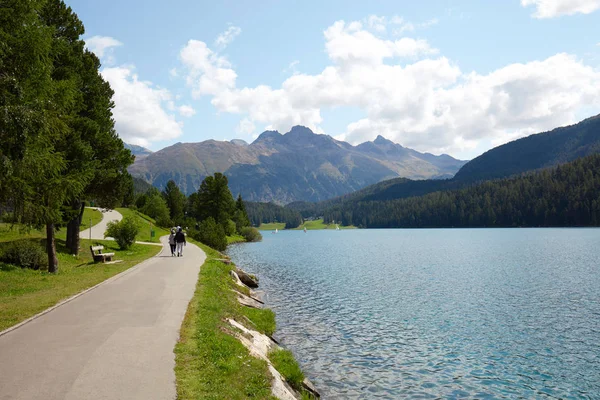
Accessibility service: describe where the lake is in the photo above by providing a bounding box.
[227,229,600,399]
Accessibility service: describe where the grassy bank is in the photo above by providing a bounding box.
[295,219,356,230]
[175,239,313,399]
[175,240,275,399]
[227,234,246,245]
[0,207,103,243]
[258,218,356,231]
[0,239,160,331]
[79,208,103,232]
[257,222,285,231]
[116,208,170,242]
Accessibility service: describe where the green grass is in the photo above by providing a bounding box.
[294,218,356,230]
[257,222,285,231]
[227,234,246,245]
[0,239,160,331]
[268,348,305,392]
[258,219,356,231]
[241,307,276,337]
[79,207,103,232]
[295,219,328,230]
[175,239,280,399]
[0,224,44,243]
[0,207,104,244]
[116,208,170,243]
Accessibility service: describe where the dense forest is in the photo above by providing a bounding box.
[455,114,600,182]
[322,154,600,228]
[245,202,303,228]
[291,114,600,219]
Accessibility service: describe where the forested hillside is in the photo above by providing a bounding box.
[245,202,303,228]
[455,114,600,182]
[323,154,600,228]
[292,114,600,217]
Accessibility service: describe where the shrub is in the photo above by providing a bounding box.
[268,348,305,391]
[0,212,17,223]
[190,217,227,251]
[105,216,139,249]
[224,219,236,236]
[240,227,262,243]
[0,240,46,270]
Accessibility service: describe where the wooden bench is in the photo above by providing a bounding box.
[90,245,115,263]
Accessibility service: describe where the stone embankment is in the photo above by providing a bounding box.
[229,266,320,399]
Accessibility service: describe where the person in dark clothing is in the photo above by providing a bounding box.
[175,227,186,257]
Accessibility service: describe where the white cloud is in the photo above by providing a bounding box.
[180,40,237,97]
[367,15,388,32]
[324,20,437,66]
[101,66,183,147]
[236,118,256,135]
[215,26,242,48]
[85,36,123,64]
[180,18,600,156]
[178,105,196,117]
[169,68,178,77]
[365,15,438,35]
[521,0,600,18]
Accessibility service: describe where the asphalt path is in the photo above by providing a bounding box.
[0,214,205,399]
[79,207,122,241]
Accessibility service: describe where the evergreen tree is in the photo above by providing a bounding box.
[163,180,185,225]
[321,154,600,229]
[196,173,236,227]
[233,194,250,232]
[0,1,133,269]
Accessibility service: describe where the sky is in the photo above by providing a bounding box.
[67,0,600,159]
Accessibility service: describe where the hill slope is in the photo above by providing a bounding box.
[129,126,466,203]
[292,113,600,217]
[322,153,600,228]
[124,143,153,160]
[455,114,600,182]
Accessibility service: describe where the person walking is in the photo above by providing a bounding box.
[175,226,186,257]
[168,229,176,256]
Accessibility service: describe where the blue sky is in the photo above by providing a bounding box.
[68,0,600,159]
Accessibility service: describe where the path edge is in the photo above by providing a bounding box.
[0,237,167,338]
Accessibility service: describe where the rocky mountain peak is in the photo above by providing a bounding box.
[230,139,249,147]
[253,130,282,144]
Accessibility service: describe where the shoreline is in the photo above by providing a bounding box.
[175,239,319,399]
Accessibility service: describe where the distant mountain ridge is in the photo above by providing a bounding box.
[454,114,600,182]
[124,143,153,160]
[128,126,466,203]
[290,113,600,216]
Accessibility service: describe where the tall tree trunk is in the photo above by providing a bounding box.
[46,223,58,273]
[66,201,85,255]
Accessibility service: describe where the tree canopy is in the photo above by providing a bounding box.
[195,173,236,227]
[322,154,600,228]
[0,0,133,270]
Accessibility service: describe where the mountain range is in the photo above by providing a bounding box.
[128,126,466,203]
[288,113,600,216]
[124,143,153,160]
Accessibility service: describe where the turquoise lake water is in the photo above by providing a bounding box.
[227,229,600,399]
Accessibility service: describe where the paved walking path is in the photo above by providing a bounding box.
[79,208,162,246]
[0,215,205,399]
[79,207,122,240]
